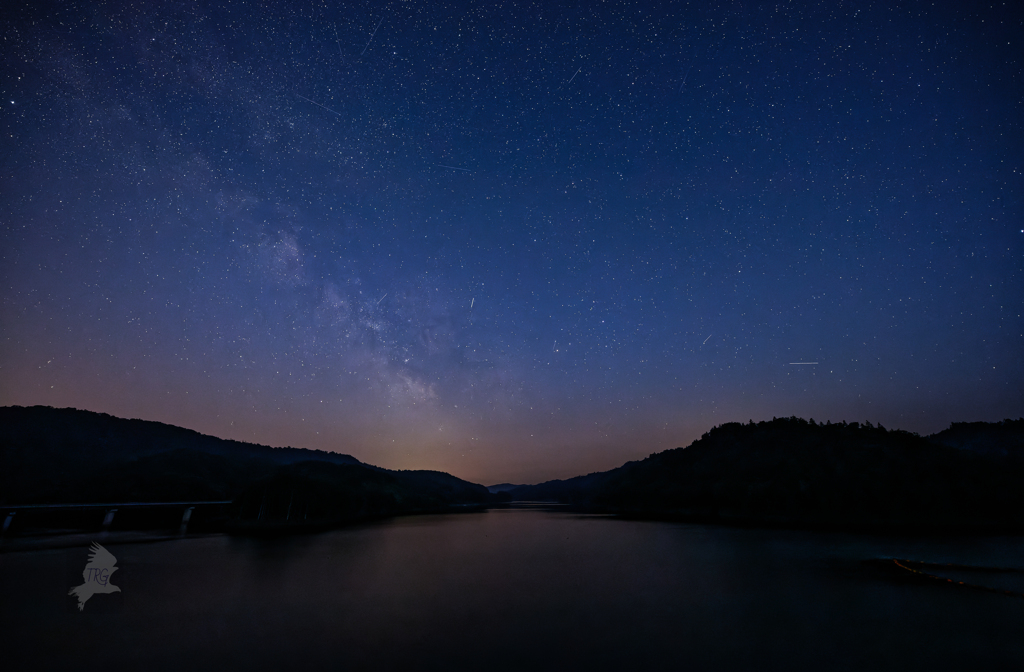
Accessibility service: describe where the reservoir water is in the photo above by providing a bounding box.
[2,507,1023,671]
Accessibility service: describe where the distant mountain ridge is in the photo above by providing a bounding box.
[485,483,523,494]
[927,419,1024,458]
[508,417,1024,531]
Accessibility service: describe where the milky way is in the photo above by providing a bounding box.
[1,0,1021,483]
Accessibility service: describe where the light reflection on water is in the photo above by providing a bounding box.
[2,509,1023,671]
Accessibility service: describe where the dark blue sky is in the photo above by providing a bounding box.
[1,0,1021,483]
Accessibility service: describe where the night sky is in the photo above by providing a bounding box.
[1,1,1021,484]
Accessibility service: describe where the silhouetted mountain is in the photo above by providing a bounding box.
[0,406,362,505]
[928,419,1024,460]
[229,462,494,533]
[0,406,498,531]
[6,407,1022,534]
[509,417,1024,531]
[486,483,524,493]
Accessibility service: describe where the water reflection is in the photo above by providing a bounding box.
[2,510,1023,671]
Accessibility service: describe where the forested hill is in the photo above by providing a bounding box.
[1,404,365,469]
[0,406,494,515]
[509,417,1024,531]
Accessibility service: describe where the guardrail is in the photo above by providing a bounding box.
[1,501,233,537]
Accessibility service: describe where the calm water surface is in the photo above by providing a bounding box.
[2,508,1023,671]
